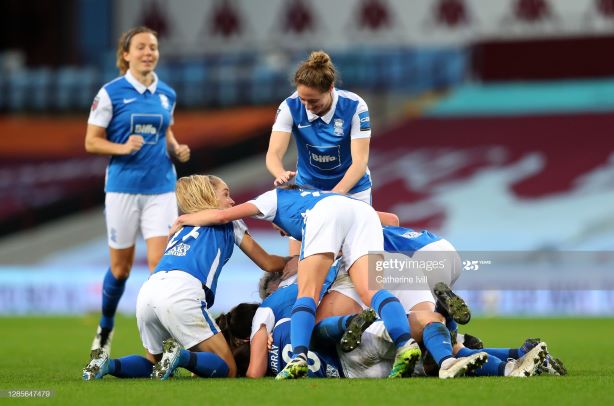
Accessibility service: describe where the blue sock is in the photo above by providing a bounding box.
[435,302,458,335]
[312,315,353,349]
[482,347,518,360]
[108,355,153,378]
[422,322,454,367]
[176,350,229,378]
[457,347,507,376]
[371,290,410,348]
[290,297,317,357]
[100,268,127,330]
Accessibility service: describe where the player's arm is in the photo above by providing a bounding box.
[378,211,400,226]
[239,233,290,273]
[84,124,143,156]
[266,131,295,186]
[332,137,370,195]
[166,127,190,162]
[172,202,261,233]
[246,326,269,378]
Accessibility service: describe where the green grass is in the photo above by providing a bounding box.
[1,316,612,405]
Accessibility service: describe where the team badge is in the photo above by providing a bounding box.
[91,96,99,111]
[333,118,344,136]
[159,94,170,109]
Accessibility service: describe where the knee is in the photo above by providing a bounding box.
[109,263,131,279]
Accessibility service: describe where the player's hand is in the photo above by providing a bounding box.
[169,217,184,236]
[123,135,144,154]
[273,171,296,186]
[172,144,191,162]
[267,333,273,350]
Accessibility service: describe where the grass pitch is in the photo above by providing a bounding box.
[1,316,612,405]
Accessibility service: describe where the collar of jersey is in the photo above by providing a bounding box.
[306,88,338,124]
[125,70,159,94]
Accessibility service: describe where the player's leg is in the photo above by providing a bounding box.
[276,253,333,380]
[407,301,487,379]
[91,193,140,353]
[83,349,157,380]
[153,333,236,380]
[149,271,236,379]
[344,202,419,378]
[455,341,548,377]
[312,273,382,352]
[311,269,368,350]
[145,236,167,271]
[84,275,164,380]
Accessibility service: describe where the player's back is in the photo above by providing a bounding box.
[154,224,235,307]
[383,226,442,253]
[268,318,344,378]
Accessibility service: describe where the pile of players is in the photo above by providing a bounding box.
[82,174,567,381]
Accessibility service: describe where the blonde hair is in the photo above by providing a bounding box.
[176,174,225,214]
[116,26,157,75]
[294,50,337,92]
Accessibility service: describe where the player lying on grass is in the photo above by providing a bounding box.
[82,175,290,380]
[204,255,487,379]
[172,185,420,379]
[225,282,552,379]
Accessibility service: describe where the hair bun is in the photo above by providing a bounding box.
[309,51,330,68]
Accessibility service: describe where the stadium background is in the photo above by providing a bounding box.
[1,0,613,321]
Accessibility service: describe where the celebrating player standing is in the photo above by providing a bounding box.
[84,26,190,354]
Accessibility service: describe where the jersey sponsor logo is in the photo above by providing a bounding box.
[166,242,191,257]
[298,123,312,128]
[306,144,342,171]
[333,118,344,136]
[159,94,170,109]
[134,124,157,134]
[358,111,370,131]
[130,114,163,144]
[123,98,137,104]
[311,153,336,163]
[91,96,99,111]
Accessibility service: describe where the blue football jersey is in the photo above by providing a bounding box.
[268,319,344,378]
[89,71,177,194]
[250,188,340,241]
[383,226,443,253]
[153,224,235,307]
[274,89,372,194]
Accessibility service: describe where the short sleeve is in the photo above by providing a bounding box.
[248,190,278,221]
[170,101,176,125]
[350,97,371,139]
[271,100,293,133]
[232,219,248,246]
[87,88,113,128]
[250,306,276,340]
